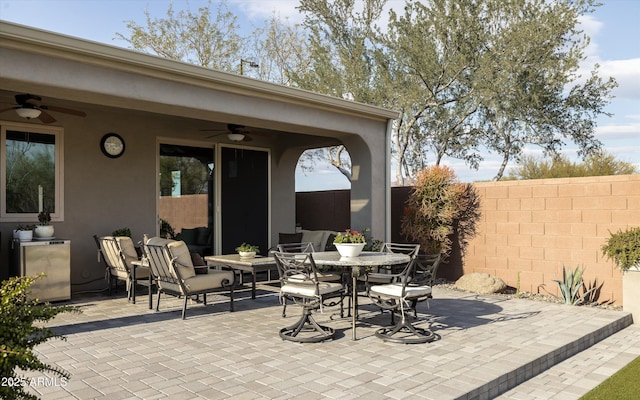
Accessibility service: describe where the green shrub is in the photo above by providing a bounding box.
[111,227,131,237]
[601,226,640,271]
[0,275,78,400]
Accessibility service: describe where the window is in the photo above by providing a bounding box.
[1,122,64,222]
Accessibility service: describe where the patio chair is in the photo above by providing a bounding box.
[143,237,235,319]
[277,242,315,253]
[273,251,346,342]
[276,242,343,318]
[95,235,150,300]
[367,255,437,344]
[361,243,420,323]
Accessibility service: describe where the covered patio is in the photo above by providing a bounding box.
[0,21,396,292]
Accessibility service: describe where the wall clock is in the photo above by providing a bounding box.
[100,133,125,158]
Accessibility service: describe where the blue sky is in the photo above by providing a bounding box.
[1,0,638,189]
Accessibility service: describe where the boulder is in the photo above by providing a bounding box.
[455,273,506,294]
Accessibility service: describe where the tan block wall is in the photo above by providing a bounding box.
[465,174,640,305]
[158,194,208,234]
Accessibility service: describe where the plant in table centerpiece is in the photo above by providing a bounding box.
[333,229,366,244]
[333,229,367,257]
[236,243,259,258]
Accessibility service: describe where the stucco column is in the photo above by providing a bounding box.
[343,134,386,242]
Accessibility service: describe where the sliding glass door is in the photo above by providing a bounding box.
[219,146,269,254]
[159,143,214,255]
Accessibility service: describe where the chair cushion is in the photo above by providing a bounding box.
[183,270,234,292]
[166,240,195,279]
[146,237,174,246]
[325,234,337,251]
[116,236,138,259]
[300,230,326,253]
[288,272,342,283]
[370,283,432,299]
[281,281,343,297]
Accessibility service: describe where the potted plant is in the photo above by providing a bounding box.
[601,226,640,321]
[236,243,259,258]
[34,209,55,238]
[333,229,367,257]
[13,224,35,242]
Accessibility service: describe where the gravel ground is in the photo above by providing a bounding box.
[434,280,623,311]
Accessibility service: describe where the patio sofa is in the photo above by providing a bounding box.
[278,229,339,252]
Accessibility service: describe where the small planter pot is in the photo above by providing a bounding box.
[16,230,33,242]
[239,251,256,259]
[334,243,365,257]
[34,225,55,239]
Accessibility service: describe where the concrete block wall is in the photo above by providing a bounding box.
[465,174,640,305]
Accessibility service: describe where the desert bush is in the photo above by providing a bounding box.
[401,165,481,257]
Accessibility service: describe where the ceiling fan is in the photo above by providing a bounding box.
[203,124,254,142]
[0,93,87,124]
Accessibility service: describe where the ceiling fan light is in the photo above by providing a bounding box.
[16,107,42,119]
[227,133,245,142]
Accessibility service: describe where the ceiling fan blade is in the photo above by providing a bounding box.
[37,111,56,124]
[0,106,17,113]
[40,105,86,117]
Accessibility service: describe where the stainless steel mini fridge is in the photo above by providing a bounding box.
[11,239,71,302]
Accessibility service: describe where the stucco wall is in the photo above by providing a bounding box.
[465,175,640,305]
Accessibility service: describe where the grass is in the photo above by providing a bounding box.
[580,355,640,399]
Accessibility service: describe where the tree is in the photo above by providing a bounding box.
[115,0,244,72]
[473,0,617,180]
[294,0,390,181]
[378,0,616,182]
[247,14,312,85]
[507,152,638,180]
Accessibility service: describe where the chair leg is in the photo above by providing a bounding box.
[375,310,435,344]
[182,296,188,319]
[155,289,162,312]
[279,304,335,343]
[203,293,207,305]
[229,286,234,312]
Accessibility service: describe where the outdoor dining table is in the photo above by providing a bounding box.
[204,254,277,299]
[311,251,410,340]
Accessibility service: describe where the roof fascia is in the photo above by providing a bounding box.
[0,21,399,122]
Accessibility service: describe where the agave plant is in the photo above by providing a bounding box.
[553,265,597,305]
